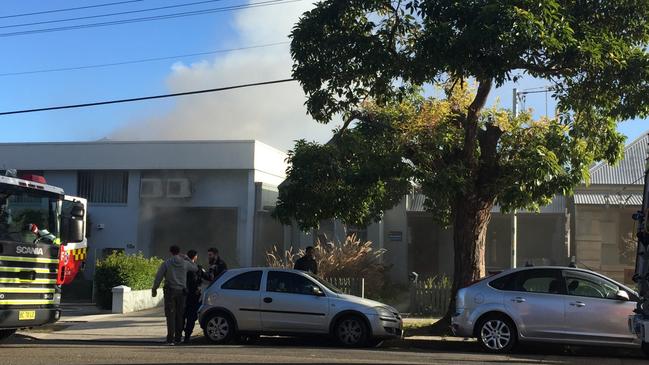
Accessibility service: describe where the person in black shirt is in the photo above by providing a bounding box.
[294,246,318,275]
[182,249,206,343]
[207,247,227,281]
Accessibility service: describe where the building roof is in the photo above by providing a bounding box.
[573,192,642,206]
[589,133,648,185]
[406,193,567,214]
[0,140,287,179]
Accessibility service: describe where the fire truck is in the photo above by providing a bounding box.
[0,171,87,342]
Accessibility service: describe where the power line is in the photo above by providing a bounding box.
[0,41,289,77]
[1,0,227,29]
[0,0,145,19]
[0,0,302,38]
[0,78,296,116]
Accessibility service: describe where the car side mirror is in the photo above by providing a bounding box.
[312,286,325,297]
[616,290,630,301]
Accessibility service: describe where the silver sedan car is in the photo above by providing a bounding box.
[198,268,402,347]
[452,266,638,353]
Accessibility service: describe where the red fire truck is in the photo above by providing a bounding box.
[0,171,87,342]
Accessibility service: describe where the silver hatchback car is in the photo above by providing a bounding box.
[198,268,402,347]
[452,266,638,353]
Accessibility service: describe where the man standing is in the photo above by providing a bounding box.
[183,249,206,343]
[294,246,318,275]
[152,245,198,345]
[207,247,227,281]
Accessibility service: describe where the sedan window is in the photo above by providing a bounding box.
[563,271,619,299]
[512,269,564,294]
[221,271,262,291]
[267,271,323,296]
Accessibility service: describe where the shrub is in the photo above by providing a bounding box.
[266,234,387,297]
[420,275,452,289]
[94,252,163,309]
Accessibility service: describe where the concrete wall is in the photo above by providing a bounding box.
[0,140,259,170]
[138,170,252,267]
[111,286,163,314]
[575,205,636,283]
[44,170,141,279]
[382,200,409,284]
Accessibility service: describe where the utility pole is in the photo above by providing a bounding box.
[511,88,518,268]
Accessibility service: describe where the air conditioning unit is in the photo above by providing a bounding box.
[140,179,163,198]
[166,178,191,198]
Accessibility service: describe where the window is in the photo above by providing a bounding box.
[78,171,128,204]
[510,269,563,294]
[489,273,515,291]
[563,270,619,299]
[221,271,262,291]
[0,187,59,244]
[267,271,323,296]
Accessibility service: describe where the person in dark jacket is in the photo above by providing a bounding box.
[152,245,198,345]
[207,247,227,281]
[294,246,318,275]
[182,249,207,343]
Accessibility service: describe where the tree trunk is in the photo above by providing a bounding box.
[430,78,496,334]
[432,196,494,334]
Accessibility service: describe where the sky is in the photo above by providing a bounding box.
[0,0,647,151]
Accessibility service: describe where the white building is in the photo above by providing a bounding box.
[0,140,290,276]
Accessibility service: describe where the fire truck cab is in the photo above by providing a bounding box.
[0,171,87,342]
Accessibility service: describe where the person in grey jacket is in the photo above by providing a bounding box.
[152,245,198,345]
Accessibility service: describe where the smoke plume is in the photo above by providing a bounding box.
[110,1,335,151]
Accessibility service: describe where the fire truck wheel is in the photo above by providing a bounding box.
[0,329,16,343]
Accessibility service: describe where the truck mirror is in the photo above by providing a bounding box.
[61,202,85,244]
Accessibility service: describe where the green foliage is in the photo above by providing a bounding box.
[420,275,452,290]
[273,102,414,229]
[94,252,163,309]
[289,0,649,311]
[292,0,649,124]
[276,85,622,228]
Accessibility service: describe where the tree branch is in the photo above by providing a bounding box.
[463,79,493,169]
[477,122,504,197]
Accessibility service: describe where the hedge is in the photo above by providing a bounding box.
[94,252,163,309]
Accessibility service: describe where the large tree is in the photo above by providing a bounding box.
[279,0,649,325]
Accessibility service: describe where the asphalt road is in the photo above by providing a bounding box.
[3,334,648,365]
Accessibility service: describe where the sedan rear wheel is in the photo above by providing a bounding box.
[477,315,517,353]
[203,312,234,344]
[335,315,368,347]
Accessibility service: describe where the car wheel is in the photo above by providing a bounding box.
[203,312,235,344]
[476,314,517,354]
[0,329,15,343]
[334,315,369,347]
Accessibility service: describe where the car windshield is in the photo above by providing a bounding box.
[306,274,343,294]
[0,185,60,244]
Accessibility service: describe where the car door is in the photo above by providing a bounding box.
[502,268,567,340]
[218,270,263,331]
[562,269,636,345]
[260,271,330,333]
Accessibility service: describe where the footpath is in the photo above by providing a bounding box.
[17,305,470,347]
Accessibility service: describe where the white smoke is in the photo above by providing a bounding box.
[110,1,335,151]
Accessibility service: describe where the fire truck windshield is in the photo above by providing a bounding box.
[0,186,60,245]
